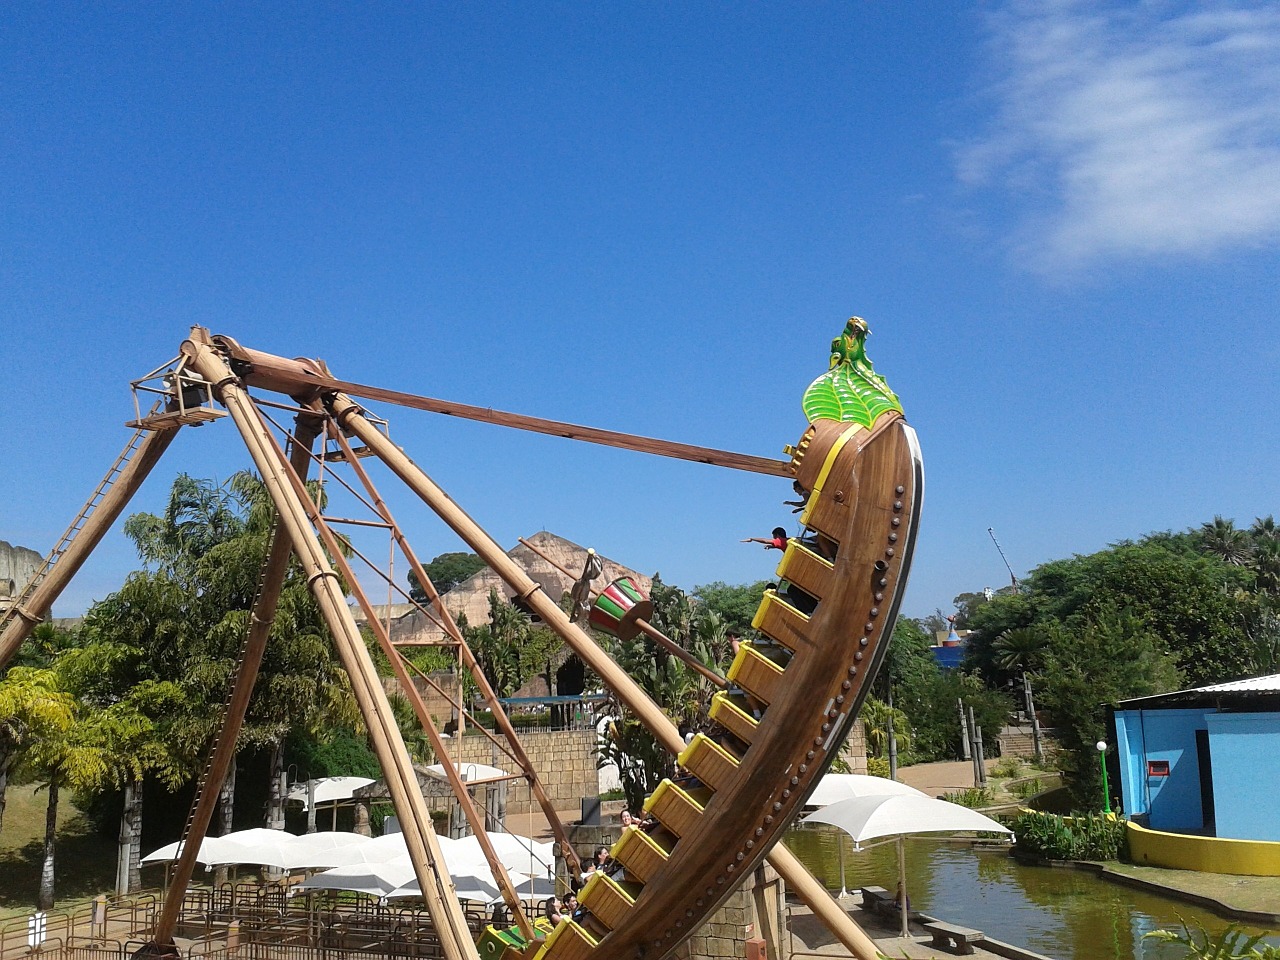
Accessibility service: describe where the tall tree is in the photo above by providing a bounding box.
[992,627,1048,675]
[78,472,355,856]
[1198,515,1251,566]
[0,668,75,832]
[691,581,768,635]
[1038,604,1182,809]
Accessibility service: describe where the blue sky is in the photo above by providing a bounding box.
[2,2,1277,621]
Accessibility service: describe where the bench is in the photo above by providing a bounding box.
[859,886,893,913]
[923,921,985,955]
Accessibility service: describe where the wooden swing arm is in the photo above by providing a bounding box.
[516,537,728,689]
[327,419,585,875]
[279,448,535,941]
[331,394,879,960]
[152,412,321,947]
[0,425,180,670]
[182,336,478,960]
[210,334,792,477]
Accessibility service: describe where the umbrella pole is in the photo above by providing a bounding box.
[897,837,908,939]
[838,835,848,899]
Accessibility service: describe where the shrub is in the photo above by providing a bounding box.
[1008,777,1043,800]
[1011,810,1127,861]
[993,757,1024,779]
[866,757,891,778]
[944,787,993,809]
[1145,919,1278,959]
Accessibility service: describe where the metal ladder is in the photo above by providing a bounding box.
[0,426,150,634]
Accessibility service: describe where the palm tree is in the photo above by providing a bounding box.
[993,627,1048,675]
[1251,538,1280,597]
[859,697,911,759]
[23,694,153,909]
[0,668,75,832]
[1251,515,1280,543]
[1199,516,1251,566]
[78,471,355,881]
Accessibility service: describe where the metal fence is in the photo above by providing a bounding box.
[492,695,604,732]
[0,885,491,960]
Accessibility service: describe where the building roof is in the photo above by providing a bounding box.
[1196,674,1280,694]
[1115,673,1280,710]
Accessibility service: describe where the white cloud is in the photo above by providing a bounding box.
[960,0,1280,270]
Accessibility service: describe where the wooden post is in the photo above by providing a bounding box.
[1024,674,1044,764]
[973,711,987,787]
[183,337,477,960]
[958,699,971,761]
[305,781,317,835]
[887,690,898,781]
[152,411,321,947]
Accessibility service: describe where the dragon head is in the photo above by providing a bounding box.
[829,316,869,368]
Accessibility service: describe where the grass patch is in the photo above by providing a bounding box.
[0,785,116,915]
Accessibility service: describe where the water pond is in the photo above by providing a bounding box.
[784,825,1277,960]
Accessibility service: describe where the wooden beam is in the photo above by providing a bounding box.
[212,336,792,477]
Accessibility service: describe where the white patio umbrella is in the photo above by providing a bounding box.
[386,870,525,904]
[286,776,377,809]
[423,762,508,784]
[802,794,1011,938]
[296,856,418,898]
[490,875,556,904]
[280,831,371,870]
[803,774,927,898]
[302,847,526,906]
[216,827,301,868]
[140,835,239,865]
[452,831,554,876]
[805,773,925,808]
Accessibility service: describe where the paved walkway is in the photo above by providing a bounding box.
[787,899,1052,960]
[894,758,995,797]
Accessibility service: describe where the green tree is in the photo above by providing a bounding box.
[1039,604,1182,809]
[408,552,486,603]
[966,539,1251,687]
[78,472,355,853]
[859,697,911,759]
[595,578,728,811]
[691,581,768,635]
[883,617,937,692]
[0,667,76,832]
[1198,515,1252,566]
[894,670,1010,763]
[992,627,1048,675]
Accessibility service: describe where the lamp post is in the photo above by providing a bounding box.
[1096,740,1111,815]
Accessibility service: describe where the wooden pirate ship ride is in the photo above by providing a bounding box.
[0,318,921,960]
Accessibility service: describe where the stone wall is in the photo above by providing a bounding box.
[672,862,789,960]
[0,539,41,611]
[844,719,867,774]
[427,729,597,816]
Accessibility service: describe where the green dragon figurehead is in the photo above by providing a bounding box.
[802,316,903,428]
[829,316,870,368]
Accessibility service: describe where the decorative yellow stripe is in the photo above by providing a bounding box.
[799,423,864,526]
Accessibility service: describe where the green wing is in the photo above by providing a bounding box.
[802,366,902,426]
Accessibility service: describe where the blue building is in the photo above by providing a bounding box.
[1111,675,1280,842]
[930,624,968,671]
